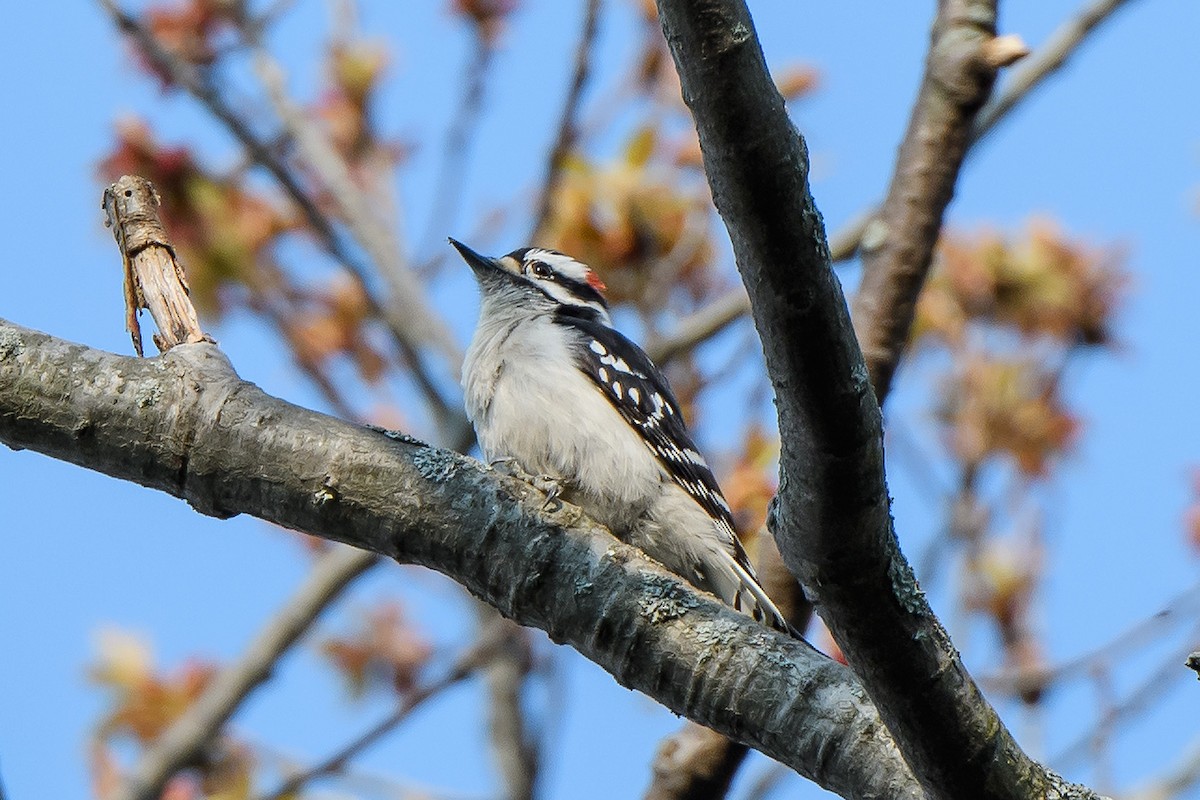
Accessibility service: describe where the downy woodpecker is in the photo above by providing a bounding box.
[451,238,789,632]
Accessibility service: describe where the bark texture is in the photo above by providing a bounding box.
[850,0,1002,401]
[0,317,920,800]
[653,2,1105,799]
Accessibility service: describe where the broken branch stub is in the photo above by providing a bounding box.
[102,174,209,356]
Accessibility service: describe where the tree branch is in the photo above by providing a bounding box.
[653,2,1105,799]
[0,317,920,800]
[260,633,498,800]
[114,546,377,800]
[849,0,1004,403]
[970,0,1136,144]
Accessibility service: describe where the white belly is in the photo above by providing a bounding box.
[463,314,664,530]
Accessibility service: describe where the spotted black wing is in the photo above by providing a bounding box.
[552,308,738,538]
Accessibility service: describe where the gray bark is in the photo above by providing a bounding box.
[0,317,919,800]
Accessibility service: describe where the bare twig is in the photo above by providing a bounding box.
[102,175,209,355]
[1053,632,1200,769]
[99,2,366,298]
[528,0,602,244]
[259,634,500,800]
[251,52,471,444]
[254,51,459,365]
[983,580,1200,698]
[970,0,1137,143]
[111,546,378,800]
[648,209,870,366]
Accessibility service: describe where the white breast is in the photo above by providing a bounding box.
[462,308,664,531]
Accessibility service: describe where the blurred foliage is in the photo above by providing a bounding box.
[321,602,433,698]
[914,221,1125,348]
[89,628,257,800]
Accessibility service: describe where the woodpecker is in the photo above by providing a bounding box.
[450,238,789,633]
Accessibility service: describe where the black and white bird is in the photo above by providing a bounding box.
[450,238,789,632]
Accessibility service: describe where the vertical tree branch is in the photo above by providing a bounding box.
[472,602,540,800]
[653,2,1104,799]
[850,0,1006,403]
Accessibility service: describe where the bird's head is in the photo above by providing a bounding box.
[449,238,610,324]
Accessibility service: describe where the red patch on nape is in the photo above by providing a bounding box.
[585,270,608,294]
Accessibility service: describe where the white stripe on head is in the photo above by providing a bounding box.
[508,247,611,323]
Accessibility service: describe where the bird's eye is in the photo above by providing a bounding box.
[528,261,553,279]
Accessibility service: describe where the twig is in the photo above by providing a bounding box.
[983,580,1200,698]
[99,1,364,300]
[1125,736,1200,800]
[258,634,500,800]
[1188,651,1200,680]
[102,175,210,355]
[1052,632,1200,769]
[111,546,378,800]
[647,210,869,365]
[528,0,602,244]
[252,50,459,362]
[970,0,1137,144]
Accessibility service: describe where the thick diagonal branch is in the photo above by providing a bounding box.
[653,2,1105,799]
[0,317,919,800]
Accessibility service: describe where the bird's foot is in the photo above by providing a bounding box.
[489,457,565,511]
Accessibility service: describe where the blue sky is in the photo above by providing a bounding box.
[1,2,1199,799]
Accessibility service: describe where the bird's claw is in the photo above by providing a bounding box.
[490,458,564,511]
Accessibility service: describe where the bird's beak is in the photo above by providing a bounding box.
[449,238,519,287]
